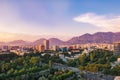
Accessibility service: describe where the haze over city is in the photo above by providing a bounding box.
[1,1,120,80]
[0,0,120,42]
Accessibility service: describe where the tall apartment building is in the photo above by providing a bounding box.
[36,45,45,52]
[114,42,120,55]
[44,40,49,50]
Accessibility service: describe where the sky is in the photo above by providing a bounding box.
[0,0,120,42]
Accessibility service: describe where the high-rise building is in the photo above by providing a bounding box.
[51,45,59,51]
[36,45,45,52]
[40,45,45,52]
[44,40,49,50]
[114,42,120,55]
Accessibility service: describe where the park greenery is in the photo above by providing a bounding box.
[58,48,120,76]
[0,52,76,80]
[0,48,120,80]
[78,49,120,76]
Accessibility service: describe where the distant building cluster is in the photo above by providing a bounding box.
[0,39,50,55]
[36,40,49,52]
[0,40,120,56]
[59,43,114,51]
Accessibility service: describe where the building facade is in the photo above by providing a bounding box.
[44,40,49,50]
[114,42,120,55]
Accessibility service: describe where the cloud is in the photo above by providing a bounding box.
[73,13,120,31]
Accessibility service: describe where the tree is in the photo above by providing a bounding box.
[90,53,94,61]
[109,56,117,62]
[1,63,11,72]
[79,66,85,71]
[14,57,24,66]
[48,74,53,80]
[14,70,19,76]
[42,64,49,70]
[15,76,21,80]
[79,54,86,64]
[7,68,14,76]
[98,58,106,64]
[38,76,47,80]
[49,60,52,68]
[30,57,38,66]
[67,60,77,67]
[80,72,84,78]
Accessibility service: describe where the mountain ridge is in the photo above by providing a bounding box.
[1,32,120,46]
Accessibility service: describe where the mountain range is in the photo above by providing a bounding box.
[1,32,120,46]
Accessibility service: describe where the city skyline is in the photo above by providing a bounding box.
[0,0,120,41]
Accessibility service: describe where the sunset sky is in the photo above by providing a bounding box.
[0,0,120,42]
